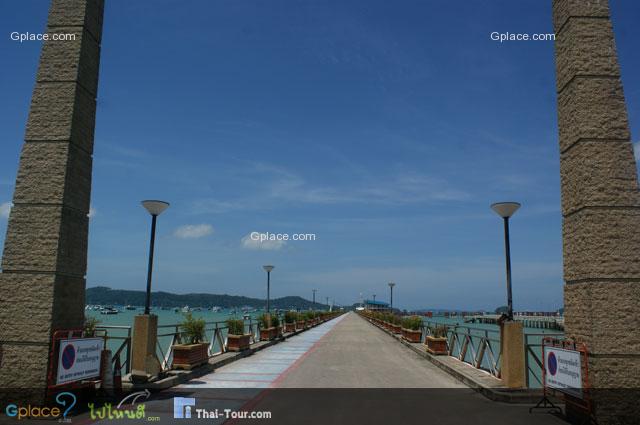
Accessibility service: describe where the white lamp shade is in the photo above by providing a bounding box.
[388,282,395,287]
[142,200,170,216]
[263,265,274,272]
[491,202,521,218]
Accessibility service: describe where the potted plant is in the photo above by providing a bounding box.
[389,315,402,334]
[226,318,251,352]
[172,313,209,369]
[295,312,306,330]
[401,316,423,343]
[304,311,315,327]
[284,311,297,333]
[425,325,448,355]
[259,313,280,341]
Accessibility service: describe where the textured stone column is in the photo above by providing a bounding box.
[552,0,640,422]
[0,0,104,401]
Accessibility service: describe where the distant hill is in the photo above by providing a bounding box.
[86,286,325,310]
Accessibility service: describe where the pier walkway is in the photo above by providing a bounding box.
[68,312,566,424]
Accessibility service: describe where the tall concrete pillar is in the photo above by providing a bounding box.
[552,0,640,422]
[0,0,104,401]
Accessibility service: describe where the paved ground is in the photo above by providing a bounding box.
[14,312,567,424]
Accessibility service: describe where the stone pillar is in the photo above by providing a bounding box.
[130,315,161,382]
[499,322,525,388]
[0,0,104,402]
[552,0,640,422]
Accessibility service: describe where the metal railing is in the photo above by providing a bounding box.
[95,325,132,376]
[155,312,287,372]
[421,320,502,378]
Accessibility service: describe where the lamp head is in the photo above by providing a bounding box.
[490,202,521,219]
[141,200,170,216]
[388,282,395,288]
[263,265,274,272]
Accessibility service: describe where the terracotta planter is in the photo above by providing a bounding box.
[401,328,422,343]
[284,322,296,333]
[425,336,448,355]
[226,334,251,352]
[390,324,402,334]
[260,327,279,341]
[172,343,209,369]
[296,320,306,330]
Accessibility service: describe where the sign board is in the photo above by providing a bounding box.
[544,345,583,399]
[56,337,104,385]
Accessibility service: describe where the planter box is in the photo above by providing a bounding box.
[390,324,402,334]
[284,322,296,333]
[226,334,251,352]
[401,328,422,343]
[425,336,448,355]
[260,327,279,341]
[296,320,305,330]
[172,343,209,370]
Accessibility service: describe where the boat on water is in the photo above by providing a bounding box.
[211,306,222,312]
[181,306,190,313]
[125,305,136,310]
[100,306,119,315]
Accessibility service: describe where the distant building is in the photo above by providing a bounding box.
[364,300,389,311]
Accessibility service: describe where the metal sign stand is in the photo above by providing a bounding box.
[530,337,597,425]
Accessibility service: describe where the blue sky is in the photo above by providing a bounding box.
[1,1,639,310]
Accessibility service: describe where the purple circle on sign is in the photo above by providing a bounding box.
[61,344,76,370]
[547,352,557,376]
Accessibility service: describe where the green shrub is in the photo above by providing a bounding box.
[284,311,297,324]
[429,325,448,338]
[258,313,279,328]
[180,312,206,344]
[401,316,422,331]
[304,311,315,320]
[84,316,101,336]
[227,319,245,336]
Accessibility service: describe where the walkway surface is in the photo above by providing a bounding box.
[63,312,566,424]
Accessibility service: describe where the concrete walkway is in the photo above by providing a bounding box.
[57,312,567,424]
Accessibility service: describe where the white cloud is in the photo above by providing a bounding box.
[0,202,12,218]
[191,161,470,214]
[241,232,286,250]
[634,141,640,161]
[174,224,214,239]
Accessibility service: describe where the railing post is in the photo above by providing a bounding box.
[131,314,161,382]
[499,321,525,388]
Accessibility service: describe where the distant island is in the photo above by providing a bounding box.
[86,286,327,310]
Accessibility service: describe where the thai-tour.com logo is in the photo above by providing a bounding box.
[5,392,76,421]
[173,397,272,420]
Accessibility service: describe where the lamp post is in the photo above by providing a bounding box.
[263,265,274,313]
[491,202,521,321]
[141,200,170,315]
[372,294,376,302]
[388,282,395,309]
[326,296,329,310]
[312,289,317,307]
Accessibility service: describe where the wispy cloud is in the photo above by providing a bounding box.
[192,161,469,214]
[174,224,214,239]
[0,202,12,218]
[241,232,286,250]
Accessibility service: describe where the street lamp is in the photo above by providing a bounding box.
[141,200,170,315]
[388,282,395,309]
[491,202,521,321]
[372,294,376,302]
[263,265,274,313]
[312,289,317,306]
[326,296,329,310]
